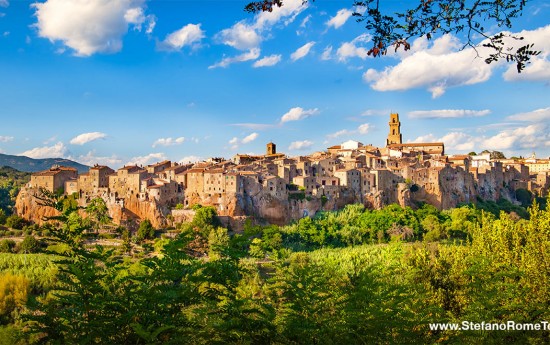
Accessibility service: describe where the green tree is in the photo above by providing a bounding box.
[85,197,111,229]
[0,209,6,225]
[136,219,155,242]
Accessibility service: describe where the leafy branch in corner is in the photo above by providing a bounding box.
[244,0,541,72]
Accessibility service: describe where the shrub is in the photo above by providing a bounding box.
[0,240,16,253]
[136,219,155,242]
[5,215,26,230]
[18,236,40,254]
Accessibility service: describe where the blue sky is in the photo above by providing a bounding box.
[0,0,549,168]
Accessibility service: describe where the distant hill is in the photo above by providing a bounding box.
[0,153,89,173]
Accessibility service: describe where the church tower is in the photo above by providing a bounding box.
[266,142,276,155]
[386,113,402,146]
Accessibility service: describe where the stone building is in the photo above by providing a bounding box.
[30,166,78,193]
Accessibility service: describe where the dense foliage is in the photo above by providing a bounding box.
[0,166,30,217]
[0,191,548,343]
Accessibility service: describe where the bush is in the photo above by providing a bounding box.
[0,240,16,253]
[175,203,184,210]
[5,215,26,230]
[136,219,155,242]
[18,236,40,254]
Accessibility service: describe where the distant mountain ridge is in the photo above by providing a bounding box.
[0,153,89,173]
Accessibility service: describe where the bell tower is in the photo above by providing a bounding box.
[386,113,402,146]
[266,142,276,155]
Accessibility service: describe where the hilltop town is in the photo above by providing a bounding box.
[15,113,550,229]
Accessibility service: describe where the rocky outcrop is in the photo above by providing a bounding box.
[15,187,61,224]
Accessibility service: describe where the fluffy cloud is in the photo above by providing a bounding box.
[502,25,550,82]
[0,1,9,7]
[363,25,550,97]
[506,107,550,122]
[413,123,550,155]
[127,152,167,166]
[229,133,259,149]
[159,24,204,51]
[20,142,67,159]
[32,0,153,56]
[253,54,282,67]
[241,132,259,144]
[363,34,494,98]
[214,0,307,57]
[358,123,370,134]
[215,22,261,51]
[409,109,491,119]
[209,48,260,69]
[231,123,276,130]
[327,129,352,139]
[280,107,319,123]
[326,9,353,29]
[336,34,371,61]
[76,151,122,168]
[70,132,107,145]
[0,135,14,142]
[152,137,185,148]
[291,42,315,61]
[481,124,548,150]
[289,140,314,151]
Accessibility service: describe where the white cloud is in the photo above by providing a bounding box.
[152,137,185,148]
[241,132,259,144]
[127,152,167,166]
[291,41,315,61]
[413,123,550,155]
[327,123,371,139]
[326,9,353,29]
[0,135,14,142]
[409,109,491,119]
[280,107,319,123]
[70,132,107,145]
[321,45,333,60]
[336,33,371,61]
[76,151,122,167]
[289,140,314,151]
[502,25,550,82]
[20,142,67,158]
[179,155,202,164]
[159,23,204,51]
[253,54,282,67]
[123,6,155,33]
[363,34,492,98]
[215,21,261,51]
[228,133,259,150]
[363,25,550,97]
[0,0,8,8]
[358,123,370,134]
[32,0,151,56]
[506,107,550,122]
[209,48,260,69]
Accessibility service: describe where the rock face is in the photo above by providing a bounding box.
[14,187,61,224]
[15,188,167,229]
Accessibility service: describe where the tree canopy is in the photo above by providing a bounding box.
[245,0,540,72]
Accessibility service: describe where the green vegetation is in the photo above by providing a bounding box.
[0,166,31,217]
[0,189,548,344]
